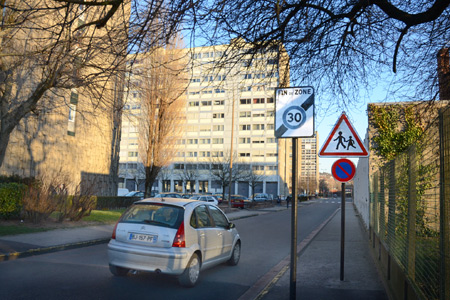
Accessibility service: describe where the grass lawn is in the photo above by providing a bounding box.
[81,209,125,223]
[0,209,125,236]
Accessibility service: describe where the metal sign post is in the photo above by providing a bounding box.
[320,112,368,282]
[275,87,315,300]
[290,138,298,299]
[340,182,346,281]
[331,158,356,281]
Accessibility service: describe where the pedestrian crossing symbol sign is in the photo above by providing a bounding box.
[319,112,369,157]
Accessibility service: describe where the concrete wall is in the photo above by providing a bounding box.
[353,132,370,229]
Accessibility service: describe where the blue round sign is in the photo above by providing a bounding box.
[331,159,356,182]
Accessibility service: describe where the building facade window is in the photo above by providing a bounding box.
[253,124,265,130]
[240,111,251,118]
[239,137,251,144]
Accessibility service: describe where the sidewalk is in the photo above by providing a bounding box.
[256,204,389,300]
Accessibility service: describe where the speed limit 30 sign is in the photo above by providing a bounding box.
[275,87,314,138]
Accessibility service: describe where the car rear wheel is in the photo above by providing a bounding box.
[228,241,241,266]
[109,264,129,276]
[178,253,200,287]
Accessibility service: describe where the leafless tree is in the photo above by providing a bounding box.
[137,40,187,198]
[43,1,450,110]
[243,167,265,200]
[209,151,246,208]
[0,0,130,170]
[180,165,199,194]
[188,1,450,113]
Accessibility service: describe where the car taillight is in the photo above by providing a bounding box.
[172,222,186,248]
[112,221,119,239]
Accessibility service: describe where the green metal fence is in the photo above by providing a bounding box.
[370,106,450,300]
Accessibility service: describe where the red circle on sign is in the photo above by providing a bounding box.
[332,159,356,182]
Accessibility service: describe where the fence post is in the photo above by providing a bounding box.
[387,160,396,250]
[407,146,417,281]
[439,109,450,300]
[373,172,379,236]
[380,168,386,241]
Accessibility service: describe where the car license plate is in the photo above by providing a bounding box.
[129,233,157,243]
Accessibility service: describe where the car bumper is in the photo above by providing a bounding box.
[107,239,194,275]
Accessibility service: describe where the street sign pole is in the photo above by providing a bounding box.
[290,138,298,299]
[330,158,355,282]
[275,87,314,300]
[340,182,346,281]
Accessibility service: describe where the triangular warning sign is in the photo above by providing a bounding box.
[319,113,368,157]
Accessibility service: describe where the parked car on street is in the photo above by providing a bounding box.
[154,193,183,198]
[252,193,270,202]
[189,195,219,205]
[117,188,129,196]
[108,198,241,287]
[230,195,250,209]
[124,191,145,200]
[213,194,228,204]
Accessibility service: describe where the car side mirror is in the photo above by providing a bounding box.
[228,223,235,229]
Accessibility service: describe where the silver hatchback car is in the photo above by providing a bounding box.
[107,198,241,287]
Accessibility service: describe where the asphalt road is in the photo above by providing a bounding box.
[0,201,340,300]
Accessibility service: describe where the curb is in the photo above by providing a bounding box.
[237,207,340,300]
[0,238,110,262]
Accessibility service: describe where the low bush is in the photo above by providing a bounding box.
[0,182,27,220]
[21,180,61,223]
[96,196,140,210]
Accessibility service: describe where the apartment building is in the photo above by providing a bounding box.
[0,2,129,196]
[119,40,319,198]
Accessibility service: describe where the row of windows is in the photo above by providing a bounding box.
[173,163,277,171]
[185,124,273,132]
[191,51,223,60]
[239,124,274,131]
[178,137,276,145]
[241,72,278,80]
[239,111,275,118]
[178,138,224,145]
[188,88,226,96]
[186,110,273,120]
[176,151,277,158]
[189,100,224,107]
[239,86,277,92]
[190,75,227,83]
[240,98,274,105]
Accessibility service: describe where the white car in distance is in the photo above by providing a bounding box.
[189,195,219,205]
[107,198,241,287]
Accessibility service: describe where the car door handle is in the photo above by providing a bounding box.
[200,233,206,238]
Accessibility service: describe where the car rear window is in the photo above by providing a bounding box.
[120,204,184,229]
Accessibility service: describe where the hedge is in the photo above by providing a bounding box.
[95,196,141,210]
[0,182,27,219]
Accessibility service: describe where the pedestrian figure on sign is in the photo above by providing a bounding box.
[347,136,356,150]
[334,131,347,150]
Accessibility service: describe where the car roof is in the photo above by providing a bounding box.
[135,197,206,208]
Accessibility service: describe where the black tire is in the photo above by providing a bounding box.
[178,253,201,287]
[228,241,241,266]
[109,264,129,276]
